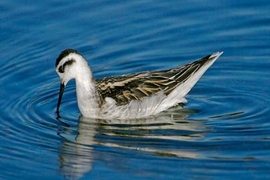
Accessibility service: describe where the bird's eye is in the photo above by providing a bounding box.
[58,65,64,73]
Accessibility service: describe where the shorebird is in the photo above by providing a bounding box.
[55,49,222,119]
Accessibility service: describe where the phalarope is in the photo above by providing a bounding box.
[55,49,223,119]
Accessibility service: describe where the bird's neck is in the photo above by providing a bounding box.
[75,65,101,117]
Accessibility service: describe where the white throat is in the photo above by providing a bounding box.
[72,58,100,118]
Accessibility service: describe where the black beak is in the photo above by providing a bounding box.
[56,83,65,116]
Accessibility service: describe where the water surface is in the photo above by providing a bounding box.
[0,0,270,179]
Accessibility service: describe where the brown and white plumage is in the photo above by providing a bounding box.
[55,49,223,119]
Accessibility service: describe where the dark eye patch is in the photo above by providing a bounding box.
[58,59,75,73]
[55,49,79,68]
[58,65,64,73]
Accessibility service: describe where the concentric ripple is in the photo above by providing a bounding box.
[0,45,79,179]
[1,0,270,179]
[1,47,270,179]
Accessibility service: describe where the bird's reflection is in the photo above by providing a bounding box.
[58,106,206,179]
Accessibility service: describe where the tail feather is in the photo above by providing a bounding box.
[155,51,223,113]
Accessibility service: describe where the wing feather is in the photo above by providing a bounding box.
[96,54,216,106]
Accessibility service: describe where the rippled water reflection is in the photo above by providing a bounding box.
[58,109,198,179]
[1,0,270,179]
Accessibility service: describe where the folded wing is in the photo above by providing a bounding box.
[96,52,222,106]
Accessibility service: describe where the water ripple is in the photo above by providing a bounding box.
[1,0,270,179]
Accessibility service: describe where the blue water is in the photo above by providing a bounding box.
[0,0,270,179]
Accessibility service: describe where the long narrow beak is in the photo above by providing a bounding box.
[56,83,65,115]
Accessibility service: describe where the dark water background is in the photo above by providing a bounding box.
[0,0,270,179]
